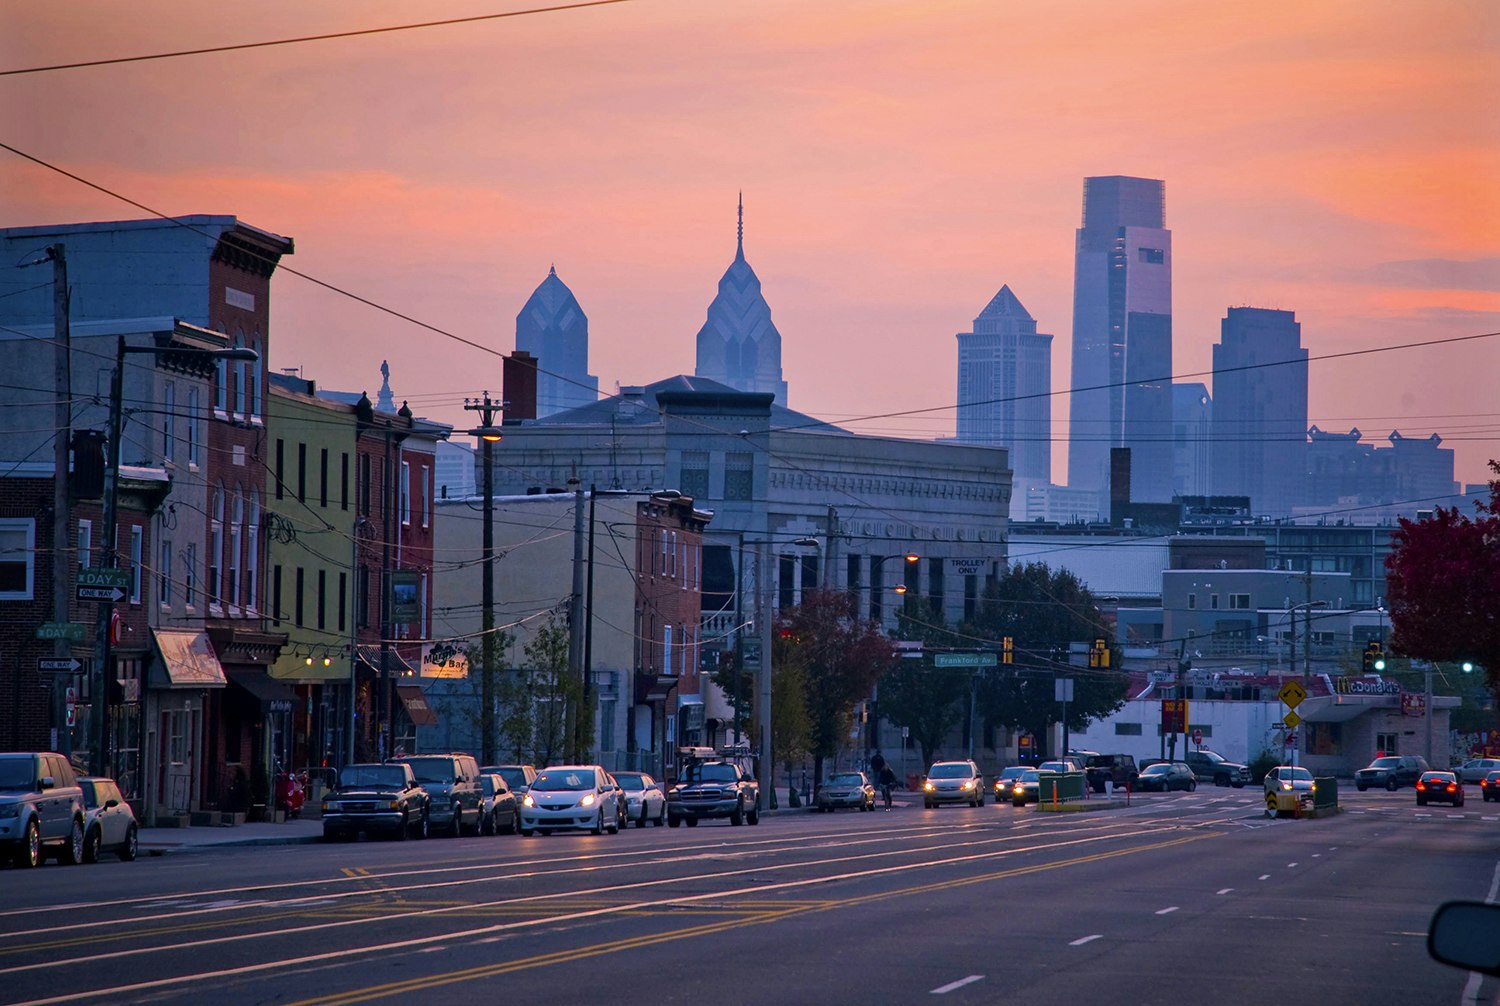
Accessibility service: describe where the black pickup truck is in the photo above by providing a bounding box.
[1184,750,1252,788]
[667,760,760,827]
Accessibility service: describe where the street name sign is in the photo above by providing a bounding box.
[76,567,129,603]
[35,622,86,642]
[934,652,998,668]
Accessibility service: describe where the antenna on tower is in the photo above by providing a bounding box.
[737,191,744,255]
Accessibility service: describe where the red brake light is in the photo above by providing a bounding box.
[1416,782,1426,790]
[1448,784,1457,792]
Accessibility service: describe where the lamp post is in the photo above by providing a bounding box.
[91,336,257,776]
[1287,600,1328,685]
[463,393,503,765]
[856,552,918,759]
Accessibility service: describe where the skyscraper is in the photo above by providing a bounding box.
[1066,176,1174,502]
[1210,307,1308,516]
[693,197,788,406]
[1172,383,1212,498]
[956,284,1052,510]
[514,266,599,418]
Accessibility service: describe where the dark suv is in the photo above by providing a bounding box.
[1356,755,1430,791]
[392,754,482,836]
[1084,754,1140,793]
[0,752,86,868]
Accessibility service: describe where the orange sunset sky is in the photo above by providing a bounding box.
[4,1,1498,487]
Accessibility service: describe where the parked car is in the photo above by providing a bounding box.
[1482,770,1500,802]
[321,762,429,841]
[1355,755,1430,791]
[1010,769,1044,806]
[1264,765,1316,817]
[613,771,666,827]
[922,760,985,808]
[816,771,876,812]
[79,777,138,862]
[993,765,1030,800]
[478,774,519,835]
[1183,750,1251,788]
[1084,753,1139,794]
[483,764,538,799]
[521,765,627,836]
[1458,758,1500,784]
[668,759,761,826]
[392,753,482,837]
[1417,771,1465,807]
[0,752,86,868]
[1136,762,1198,793]
[1036,760,1073,775]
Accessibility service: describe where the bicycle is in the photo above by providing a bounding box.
[881,783,893,810]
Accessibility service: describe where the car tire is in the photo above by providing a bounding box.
[58,818,84,865]
[394,814,409,841]
[449,809,463,838]
[607,811,620,835]
[520,827,534,837]
[83,826,101,864]
[592,810,605,836]
[685,816,699,827]
[730,801,745,826]
[748,802,760,825]
[1387,777,1398,792]
[1188,780,1198,792]
[635,807,647,828]
[1417,795,1427,806]
[655,804,666,826]
[668,815,680,828]
[15,818,39,868]
[119,823,138,862]
[1215,775,1228,787]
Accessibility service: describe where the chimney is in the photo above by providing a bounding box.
[1110,447,1132,526]
[503,350,537,422]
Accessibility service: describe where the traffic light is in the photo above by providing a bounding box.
[1371,642,1385,672]
[1001,636,1014,665]
[1463,661,1476,673]
[1362,641,1383,673]
[1089,637,1111,669]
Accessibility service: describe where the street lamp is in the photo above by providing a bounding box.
[1287,599,1328,685]
[464,393,503,765]
[91,336,257,777]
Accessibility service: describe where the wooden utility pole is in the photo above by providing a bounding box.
[49,245,73,756]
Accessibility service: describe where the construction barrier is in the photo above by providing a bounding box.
[1039,771,1088,804]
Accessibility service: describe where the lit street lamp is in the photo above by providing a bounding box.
[91,336,258,777]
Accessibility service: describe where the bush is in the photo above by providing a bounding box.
[1248,748,1280,784]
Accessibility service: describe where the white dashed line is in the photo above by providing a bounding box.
[419,946,447,953]
[1217,888,1234,895]
[1484,817,1499,822]
[1288,862,1298,868]
[932,976,985,994]
[1415,813,1432,818]
[1259,874,1271,881]
[1069,934,1103,946]
[1450,815,1467,819]
[1311,854,1321,858]
[1155,906,1179,915]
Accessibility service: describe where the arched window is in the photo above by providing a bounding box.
[209,487,223,606]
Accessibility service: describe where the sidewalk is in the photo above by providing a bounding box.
[138,817,324,855]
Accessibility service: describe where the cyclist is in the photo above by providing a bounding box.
[877,763,898,810]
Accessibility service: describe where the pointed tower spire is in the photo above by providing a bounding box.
[737,191,744,257]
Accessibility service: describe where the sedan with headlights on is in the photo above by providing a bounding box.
[922,760,985,808]
[520,766,626,836]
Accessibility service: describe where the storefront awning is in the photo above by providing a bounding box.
[150,629,228,690]
[356,645,416,677]
[396,684,439,727]
[226,669,298,713]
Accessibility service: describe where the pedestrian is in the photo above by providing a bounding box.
[869,749,887,777]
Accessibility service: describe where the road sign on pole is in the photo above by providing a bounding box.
[1278,680,1308,709]
[35,622,87,642]
[38,657,82,674]
[934,652,998,668]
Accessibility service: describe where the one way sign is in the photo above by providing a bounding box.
[38,657,82,674]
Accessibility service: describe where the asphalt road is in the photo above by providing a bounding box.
[1,786,1494,1006]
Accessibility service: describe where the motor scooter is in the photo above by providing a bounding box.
[274,769,307,818]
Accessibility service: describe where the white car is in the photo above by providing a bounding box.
[520,765,627,836]
[613,771,666,827]
[79,777,138,863]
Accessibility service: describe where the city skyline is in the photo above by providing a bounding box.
[4,1,1497,489]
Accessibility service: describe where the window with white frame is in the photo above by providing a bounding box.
[663,624,673,676]
[186,387,201,466]
[419,572,429,638]
[78,519,92,569]
[209,488,223,606]
[246,495,260,611]
[233,334,247,418]
[228,491,243,607]
[249,339,262,422]
[184,543,197,607]
[0,519,35,599]
[420,465,430,528]
[400,460,411,526]
[159,539,172,606]
[1229,593,1251,610]
[129,525,143,603]
[214,358,227,415]
[162,381,175,461]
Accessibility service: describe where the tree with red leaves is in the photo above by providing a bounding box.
[1386,461,1500,693]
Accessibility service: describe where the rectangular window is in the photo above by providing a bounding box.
[357,567,370,628]
[320,449,329,508]
[0,519,35,599]
[187,387,201,466]
[297,444,307,503]
[246,514,259,611]
[78,519,92,569]
[129,525,143,604]
[208,524,221,607]
[227,521,240,608]
[1114,722,1143,736]
[1138,247,1165,264]
[184,543,197,606]
[275,439,285,500]
[159,539,172,606]
[272,564,282,626]
[419,572,429,638]
[401,461,411,526]
[295,567,305,627]
[1376,732,1398,755]
[1186,593,1196,610]
[338,572,347,632]
[1229,593,1251,610]
[340,453,350,511]
[420,465,430,528]
[1210,594,1220,610]
[249,360,261,422]
[663,624,673,676]
[214,359,227,414]
[679,450,709,499]
[724,452,753,501]
[162,381,175,461]
[234,358,247,417]
[317,569,327,630]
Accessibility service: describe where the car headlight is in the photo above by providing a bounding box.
[923,781,935,791]
[961,780,974,790]
[581,793,596,807]
[388,800,401,810]
[523,794,535,807]
[1282,782,1292,791]
[322,800,338,812]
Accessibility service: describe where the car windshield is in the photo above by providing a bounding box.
[828,773,863,786]
[1141,764,1169,775]
[1018,770,1040,782]
[998,767,1027,780]
[929,763,973,779]
[398,758,454,784]
[1282,768,1314,782]
[480,777,504,796]
[687,763,740,783]
[0,760,36,791]
[1038,762,1067,772]
[495,768,530,790]
[614,773,645,791]
[533,770,595,792]
[1368,757,1402,769]
[340,766,408,790]
[1198,751,1225,764]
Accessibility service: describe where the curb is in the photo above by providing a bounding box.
[139,834,323,855]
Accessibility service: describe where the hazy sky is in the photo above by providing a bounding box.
[5,1,1498,487]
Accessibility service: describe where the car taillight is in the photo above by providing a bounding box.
[1448,784,1457,792]
[1416,783,1426,790]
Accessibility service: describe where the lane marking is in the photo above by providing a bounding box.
[932,976,984,994]
[1288,863,1298,868]
[1258,874,1271,881]
[1462,859,1500,1006]
[1311,854,1321,858]
[1216,888,1233,895]
[1069,935,1102,946]
[1155,906,1179,915]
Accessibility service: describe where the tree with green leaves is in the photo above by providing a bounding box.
[964,562,1126,758]
[771,635,812,790]
[878,601,970,768]
[522,616,583,768]
[778,589,899,786]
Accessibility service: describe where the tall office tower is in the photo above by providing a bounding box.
[694,196,789,406]
[1209,307,1308,516]
[1066,176,1174,502]
[1172,383,1212,498]
[956,284,1052,509]
[515,266,599,418]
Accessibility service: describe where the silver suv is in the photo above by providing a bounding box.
[0,752,86,868]
[922,760,986,808]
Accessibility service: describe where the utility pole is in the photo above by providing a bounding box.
[48,245,72,756]
[566,478,586,763]
[463,393,503,765]
[582,486,598,761]
[758,545,774,808]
